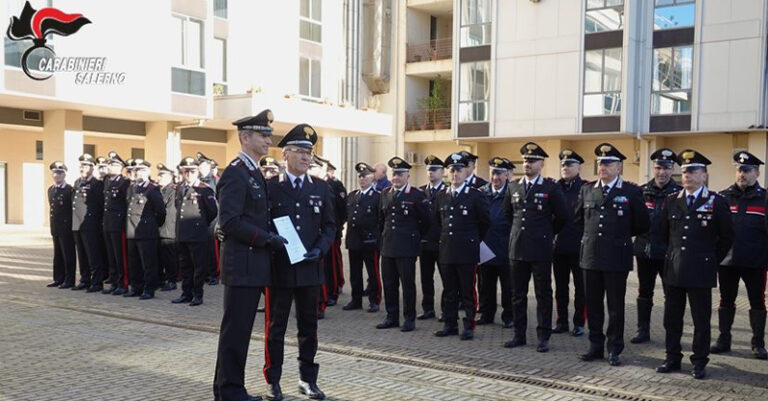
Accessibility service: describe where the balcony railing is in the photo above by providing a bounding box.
[406,38,452,63]
[406,108,452,131]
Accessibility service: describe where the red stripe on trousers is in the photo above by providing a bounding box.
[262,287,272,383]
[374,251,382,304]
[121,231,128,289]
[214,238,221,278]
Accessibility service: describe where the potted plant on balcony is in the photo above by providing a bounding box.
[417,75,449,130]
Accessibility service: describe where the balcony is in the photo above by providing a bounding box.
[405,39,453,78]
[406,108,451,131]
[407,0,453,17]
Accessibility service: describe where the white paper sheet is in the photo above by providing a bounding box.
[273,216,308,265]
[479,241,496,265]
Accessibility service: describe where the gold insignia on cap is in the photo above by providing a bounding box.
[266,157,274,163]
[427,155,435,163]
[562,150,572,157]
[303,126,314,139]
[267,111,274,122]
[392,158,402,165]
[494,158,503,166]
[661,149,672,157]
[599,145,612,156]
[682,151,695,162]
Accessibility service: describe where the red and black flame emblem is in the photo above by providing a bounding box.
[6,1,91,80]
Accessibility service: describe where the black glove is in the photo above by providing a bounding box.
[267,233,288,249]
[303,248,322,262]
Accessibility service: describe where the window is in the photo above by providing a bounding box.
[214,0,228,19]
[83,144,96,156]
[583,48,622,116]
[300,0,322,43]
[585,0,624,33]
[131,148,145,159]
[172,15,205,95]
[654,0,695,31]
[299,57,321,98]
[35,141,43,160]
[460,0,491,47]
[459,61,490,122]
[212,38,227,95]
[652,46,693,114]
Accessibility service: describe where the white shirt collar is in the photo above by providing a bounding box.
[685,186,704,199]
[361,184,374,195]
[452,181,467,195]
[600,176,619,190]
[429,181,443,191]
[238,151,259,171]
[285,170,306,187]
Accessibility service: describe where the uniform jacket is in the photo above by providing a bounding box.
[176,182,218,242]
[345,186,380,251]
[102,175,130,233]
[48,183,73,236]
[719,183,767,269]
[433,184,490,264]
[504,175,570,262]
[553,176,585,255]
[466,174,488,189]
[480,182,511,266]
[125,181,166,240]
[660,187,734,288]
[419,181,446,252]
[633,178,682,260]
[378,183,430,258]
[326,176,348,240]
[574,177,650,272]
[268,173,337,288]
[158,184,177,240]
[72,176,104,232]
[217,155,272,287]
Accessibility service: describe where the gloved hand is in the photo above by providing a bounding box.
[267,233,288,249]
[215,227,226,242]
[303,248,322,262]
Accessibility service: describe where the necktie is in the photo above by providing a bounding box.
[687,194,695,208]
[526,182,532,193]
[602,184,610,196]
[183,184,190,197]
[294,177,302,191]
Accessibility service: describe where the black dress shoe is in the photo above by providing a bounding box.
[189,296,203,306]
[325,298,337,307]
[503,337,526,348]
[630,329,650,344]
[101,285,117,294]
[692,365,707,379]
[58,283,73,289]
[207,277,219,286]
[655,360,681,373]
[753,345,768,359]
[608,353,621,366]
[317,310,325,320]
[86,285,103,293]
[571,326,585,337]
[266,382,283,401]
[172,295,193,304]
[475,316,494,325]
[434,326,459,337]
[460,329,474,340]
[710,341,731,354]
[112,287,127,296]
[160,281,177,291]
[46,281,62,288]
[367,304,379,313]
[139,291,155,300]
[376,318,399,329]
[579,349,604,361]
[417,310,436,320]
[536,340,549,352]
[103,278,113,285]
[502,320,514,329]
[298,380,325,400]
[552,323,569,334]
[123,289,140,297]
[257,306,266,313]
[400,320,415,332]
[362,288,371,296]
[342,302,362,310]
[71,282,89,291]
[438,315,445,322]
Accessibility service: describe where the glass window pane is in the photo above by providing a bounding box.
[214,0,228,18]
[187,20,203,69]
[460,24,491,47]
[477,0,491,24]
[652,91,691,114]
[584,50,603,93]
[212,38,225,83]
[299,58,309,96]
[172,67,206,96]
[300,20,322,42]
[602,48,622,92]
[587,0,604,10]
[300,0,310,18]
[460,61,489,102]
[605,0,623,6]
[459,102,488,122]
[654,4,695,30]
[653,47,673,91]
[172,16,184,65]
[311,59,321,98]
[461,0,474,26]
[312,0,322,21]
[584,93,621,116]
[585,7,624,33]
[675,46,693,90]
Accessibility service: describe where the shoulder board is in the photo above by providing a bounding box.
[229,158,241,167]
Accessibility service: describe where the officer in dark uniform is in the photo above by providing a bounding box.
[259,155,281,180]
[502,143,569,352]
[157,163,179,292]
[630,148,682,344]
[552,149,587,337]
[213,110,280,401]
[102,152,130,295]
[170,157,218,306]
[72,153,107,292]
[263,123,335,401]
[376,157,430,333]
[458,150,488,189]
[575,143,650,366]
[432,152,489,340]
[95,156,109,180]
[342,162,382,312]
[47,161,76,288]
[124,159,166,300]
[477,157,514,328]
[710,151,768,360]
[199,151,222,286]
[656,150,734,379]
[418,155,445,320]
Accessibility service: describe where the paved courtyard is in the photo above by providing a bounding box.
[0,226,766,400]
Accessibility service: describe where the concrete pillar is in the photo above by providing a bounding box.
[145,122,180,171]
[43,110,83,186]
[748,131,768,187]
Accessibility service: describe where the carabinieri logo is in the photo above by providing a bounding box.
[6,1,91,80]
